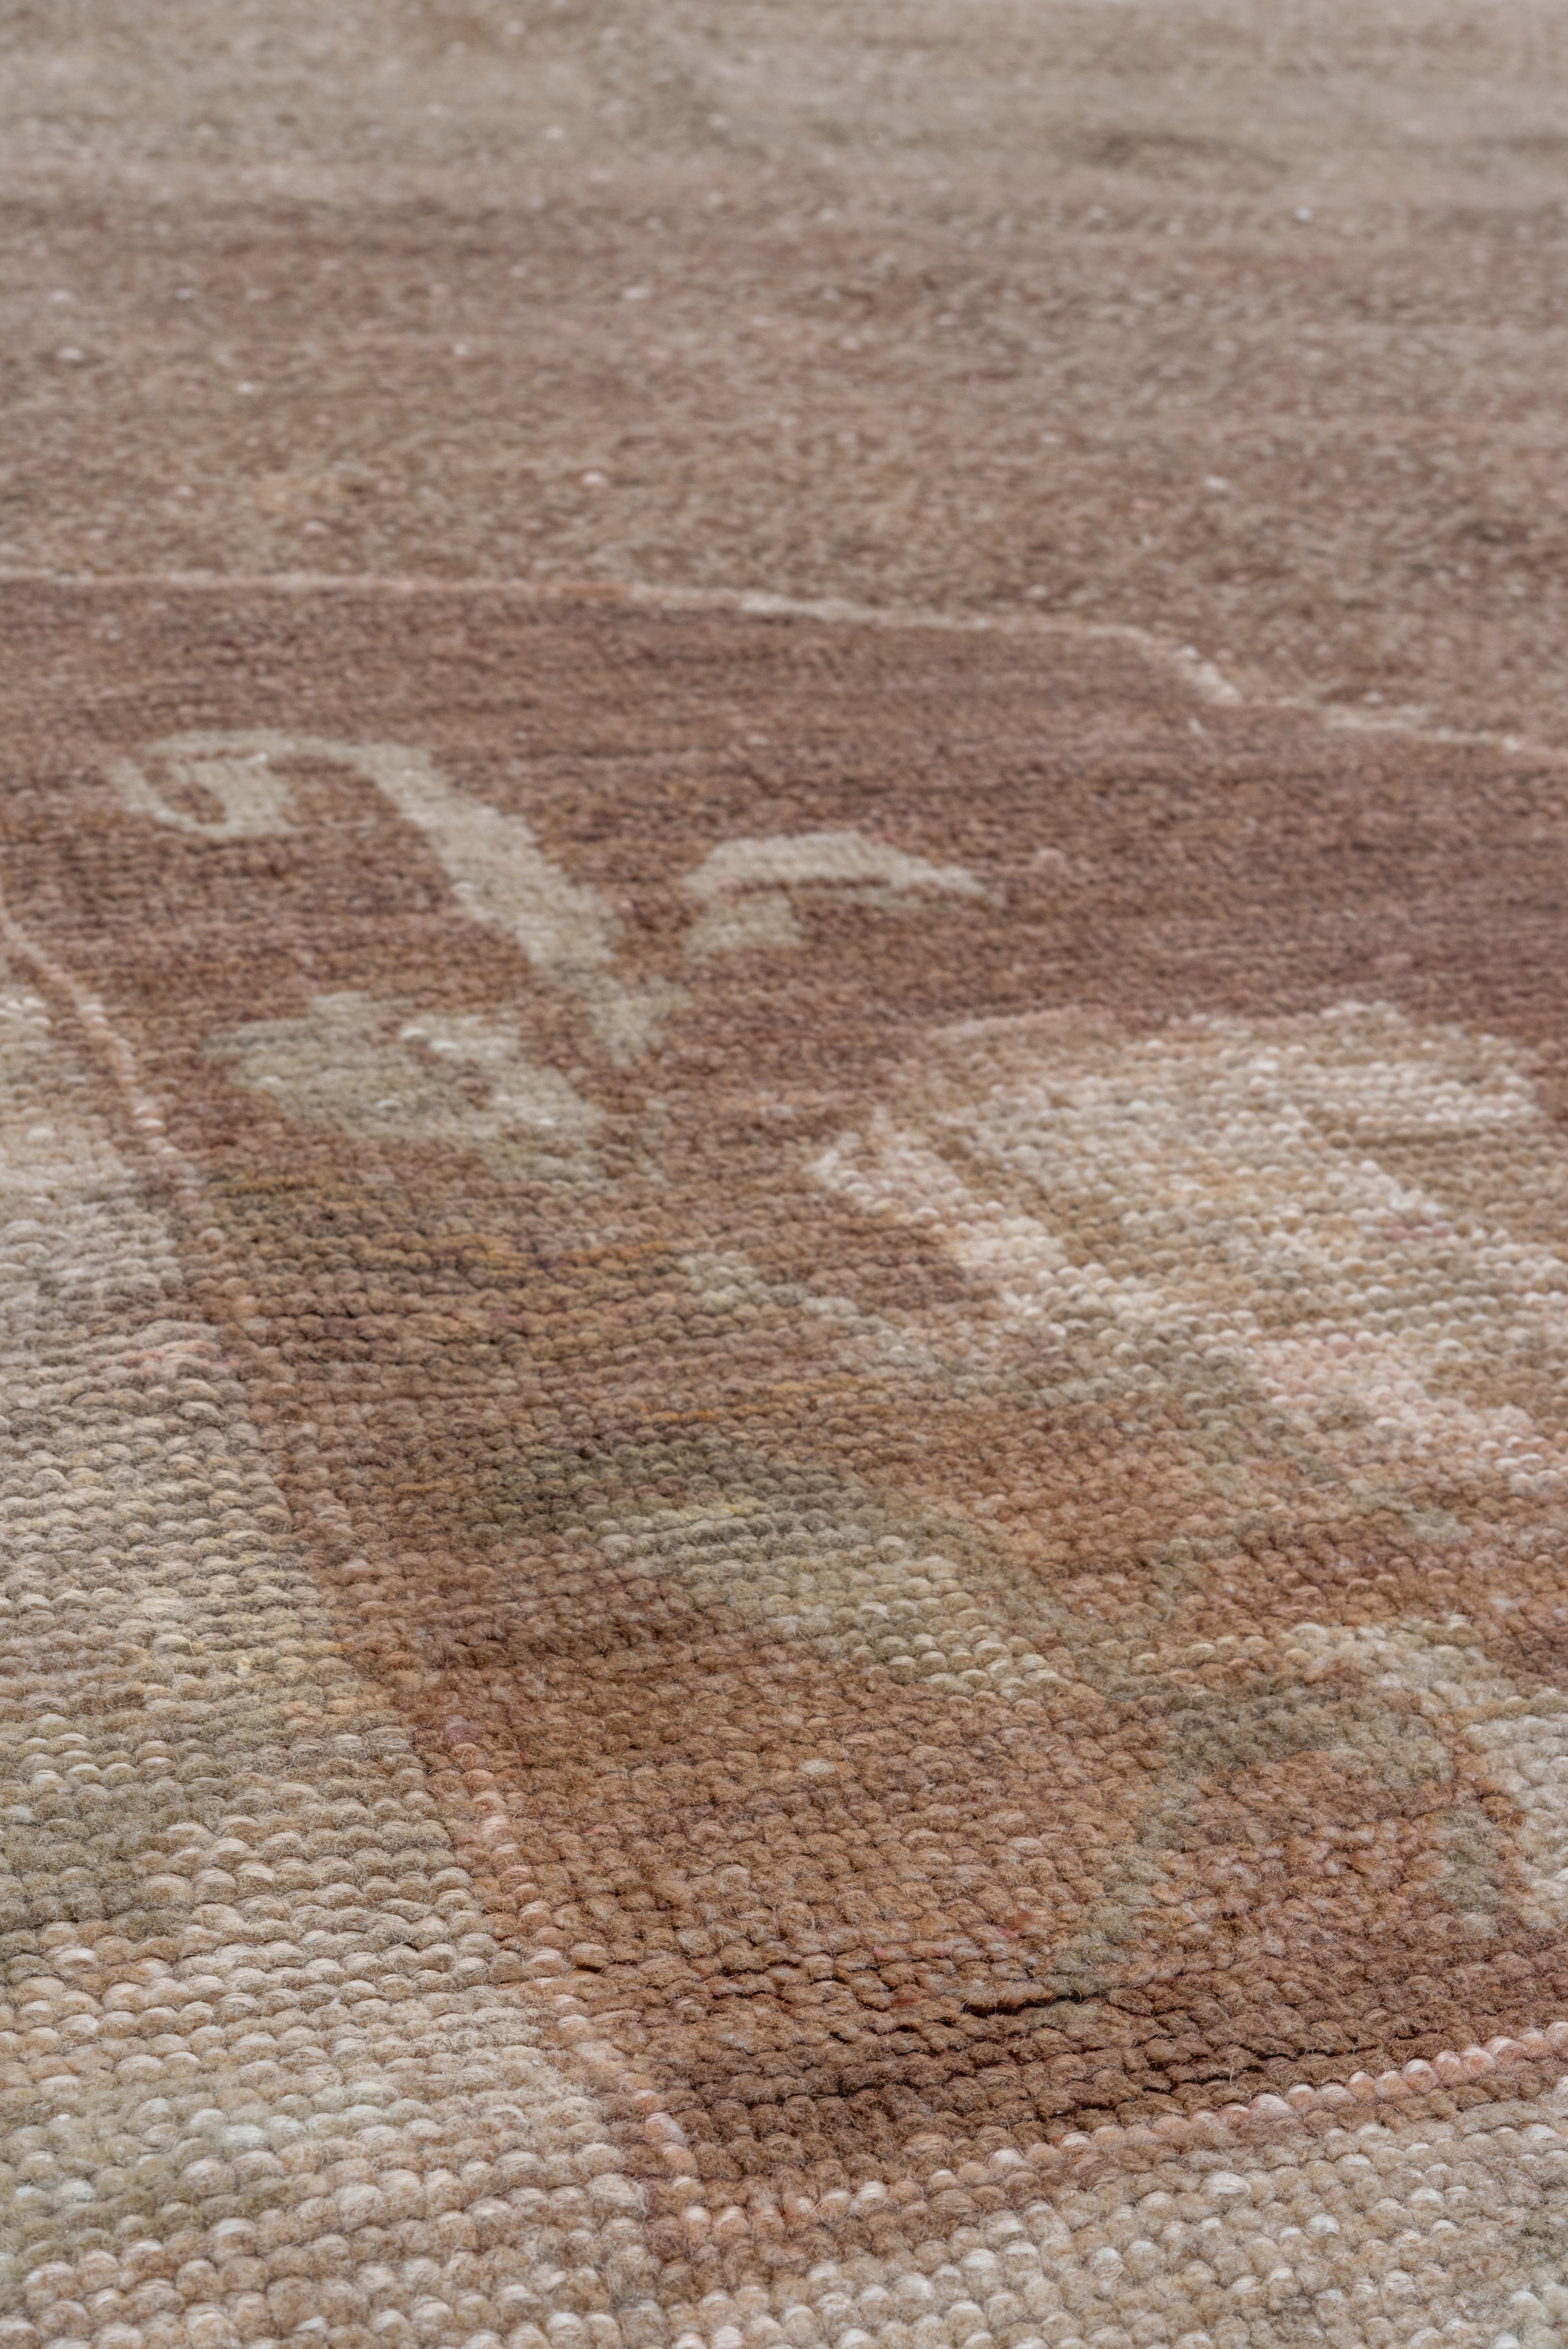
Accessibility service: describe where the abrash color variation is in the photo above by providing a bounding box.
[4,583,1568,2348]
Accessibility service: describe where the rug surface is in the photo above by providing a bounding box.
[5,581,1568,2347]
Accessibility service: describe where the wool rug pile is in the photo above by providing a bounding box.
[3,579,1568,2349]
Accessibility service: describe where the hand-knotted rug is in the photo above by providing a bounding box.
[4,579,1568,2349]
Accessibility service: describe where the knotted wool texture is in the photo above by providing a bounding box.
[5,581,1568,2349]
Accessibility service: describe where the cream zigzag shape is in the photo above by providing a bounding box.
[102,731,679,1065]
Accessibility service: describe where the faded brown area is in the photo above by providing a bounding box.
[3,0,1568,745]
[8,585,1568,2279]
[7,14,1568,2320]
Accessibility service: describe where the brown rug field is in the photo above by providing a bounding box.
[6,7,1568,2349]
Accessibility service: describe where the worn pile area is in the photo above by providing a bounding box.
[7,0,1568,2340]
[2,583,1568,2345]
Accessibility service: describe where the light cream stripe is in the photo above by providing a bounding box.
[0,926,660,2346]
